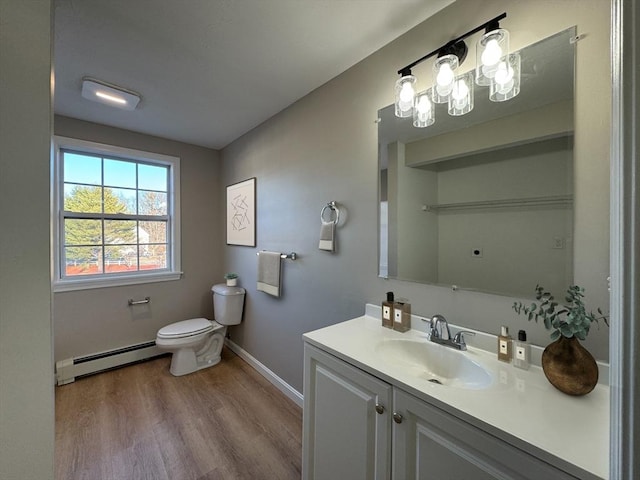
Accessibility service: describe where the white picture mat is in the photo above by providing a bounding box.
[226,178,256,246]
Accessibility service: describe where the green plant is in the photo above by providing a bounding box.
[512,285,608,341]
[224,272,238,280]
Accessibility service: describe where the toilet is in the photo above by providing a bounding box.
[156,284,245,376]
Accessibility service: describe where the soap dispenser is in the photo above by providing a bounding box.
[382,292,394,329]
[393,299,411,332]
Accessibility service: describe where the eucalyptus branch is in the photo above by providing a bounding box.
[513,284,609,341]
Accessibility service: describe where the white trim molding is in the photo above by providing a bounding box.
[225,339,303,408]
[52,136,182,291]
[610,0,640,478]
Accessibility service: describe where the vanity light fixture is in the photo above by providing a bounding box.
[81,77,141,111]
[393,12,520,128]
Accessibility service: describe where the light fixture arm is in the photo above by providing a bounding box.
[397,12,507,76]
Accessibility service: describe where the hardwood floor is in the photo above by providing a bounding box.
[55,348,302,480]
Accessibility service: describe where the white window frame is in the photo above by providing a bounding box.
[52,136,182,292]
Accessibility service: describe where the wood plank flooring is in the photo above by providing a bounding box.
[55,348,302,480]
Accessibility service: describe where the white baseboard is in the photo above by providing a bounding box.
[225,339,303,408]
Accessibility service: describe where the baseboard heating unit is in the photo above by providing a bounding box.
[55,341,164,386]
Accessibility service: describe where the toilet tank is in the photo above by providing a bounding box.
[211,284,245,325]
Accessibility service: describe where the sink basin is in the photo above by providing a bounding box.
[374,338,493,389]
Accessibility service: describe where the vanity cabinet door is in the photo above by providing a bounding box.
[392,388,580,480]
[303,344,392,480]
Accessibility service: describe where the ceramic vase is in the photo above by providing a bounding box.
[226,278,237,287]
[541,336,598,396]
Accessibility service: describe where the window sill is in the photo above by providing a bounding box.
[53,271,183,292]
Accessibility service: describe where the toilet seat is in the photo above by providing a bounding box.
[157,317,215,339]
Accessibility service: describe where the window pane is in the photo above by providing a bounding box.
[104,158,136,188]
[105,245,138,273]
[139,220,167,243]
[138,163,168,192]
[105,187,136,214]
[63,152,101,185]
[64,185,102,213]
[56,139,180,285]
[140,244,167,271]
[104,220,137,244]
[138,191,167,215]
[64,219,102,245]
[64,246,103,276]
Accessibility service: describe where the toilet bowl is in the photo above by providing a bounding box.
[156,318,226,376]
[156,284,245,376]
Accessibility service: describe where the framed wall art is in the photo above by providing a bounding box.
[226,177,256,246]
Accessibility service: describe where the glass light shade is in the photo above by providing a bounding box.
[413,89,435,128]
[476,28,509,86]
[394,75,417,117]
[490,52,521,102]
[448,71,474,116]
[432,55,459,103]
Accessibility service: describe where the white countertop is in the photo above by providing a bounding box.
[303,305,609,479]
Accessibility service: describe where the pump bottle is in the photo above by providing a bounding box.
[513,330,531,370]
[498,325,513,363]
[382,292,394,328]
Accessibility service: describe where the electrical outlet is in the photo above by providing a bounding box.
[471,247,483,258]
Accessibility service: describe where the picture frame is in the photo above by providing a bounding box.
[226,177,256,246]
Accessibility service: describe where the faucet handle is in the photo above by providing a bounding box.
[452,330,476,349]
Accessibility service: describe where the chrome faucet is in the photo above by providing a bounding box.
[426,314,475,351]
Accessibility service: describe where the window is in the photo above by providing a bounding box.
[53,137,181,291]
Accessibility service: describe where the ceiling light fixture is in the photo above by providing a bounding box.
[81,77,141,111]
[393,12,520,128]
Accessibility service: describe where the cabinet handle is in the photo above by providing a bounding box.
[393,412,403,424]
[375,403,385,415]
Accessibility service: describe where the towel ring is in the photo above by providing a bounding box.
[321,201,340,225]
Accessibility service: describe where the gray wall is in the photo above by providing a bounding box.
[0,1,54,478]
[221,0,611,394]
[389,142,439,282]
[53,116,223,362]
[435,139,573,296]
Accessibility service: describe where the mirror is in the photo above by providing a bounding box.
[379,27,575,298]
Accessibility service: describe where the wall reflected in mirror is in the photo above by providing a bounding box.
[379,27,576,298]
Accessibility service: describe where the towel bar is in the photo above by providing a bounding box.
[128,297,150,306]
[256,251,297,260]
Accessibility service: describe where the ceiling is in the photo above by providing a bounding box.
[54,0,454,150]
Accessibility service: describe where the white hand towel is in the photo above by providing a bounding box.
[319,221,335,252]
[257,251,282,297]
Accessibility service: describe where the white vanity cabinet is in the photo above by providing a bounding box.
[304,342,592,480]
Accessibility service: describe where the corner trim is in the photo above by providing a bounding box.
[609,0,640,478]
[225,339,303,408]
